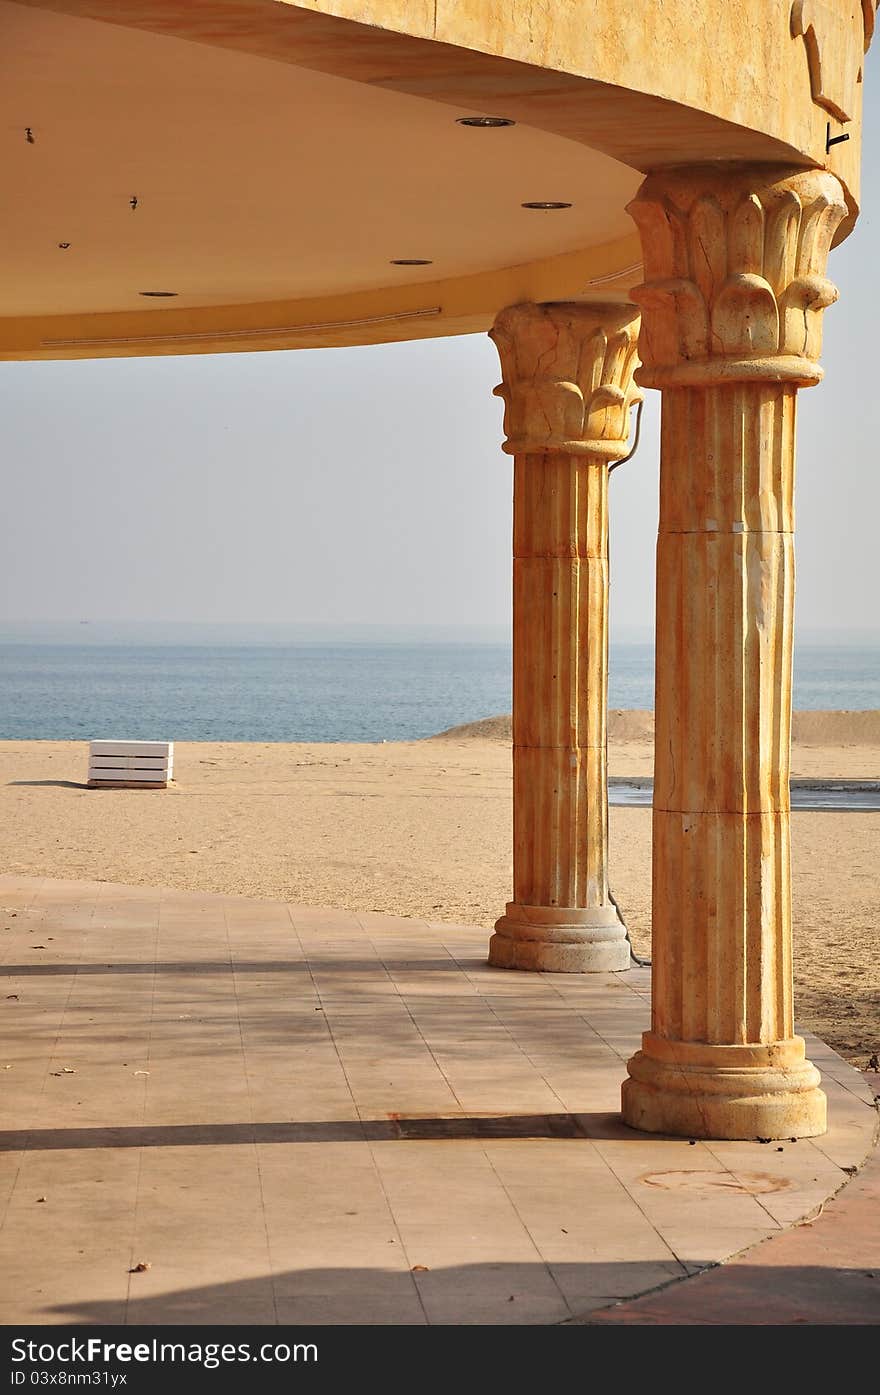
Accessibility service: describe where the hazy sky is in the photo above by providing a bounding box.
[2,76,878,637]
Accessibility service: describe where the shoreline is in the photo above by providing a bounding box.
[1,705,879,754]
[431,708,880,744]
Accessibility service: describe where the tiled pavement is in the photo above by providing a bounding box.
[0,876,876,1326]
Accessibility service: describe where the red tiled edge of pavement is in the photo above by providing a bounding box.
[578,1076,880,1325]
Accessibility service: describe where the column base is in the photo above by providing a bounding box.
[488,903,631,973]
[622,1033,826,1140]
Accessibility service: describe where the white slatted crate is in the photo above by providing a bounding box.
[87,740,173,789]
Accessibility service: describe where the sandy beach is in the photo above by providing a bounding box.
[1,712,877,1068]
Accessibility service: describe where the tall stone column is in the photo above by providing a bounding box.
[621,166,848,1138]
[488,302,641,973]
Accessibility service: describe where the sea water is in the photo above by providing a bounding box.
[0,623,877,743]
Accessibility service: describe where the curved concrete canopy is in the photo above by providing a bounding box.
[2,2,641,317]
[1,0,871,358]
[2,0,648,357]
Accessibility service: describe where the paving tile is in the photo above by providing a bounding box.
[820,1069,878,1111]
[274,1281,425,1326]
[122,1267,277,1325]
[0,877,875,1326]
[810,1118,878,1171]
[411,1261,570,1324]
[1,1262,133,1319]
[703,1137,853,1225]
[552,1259,689,1313]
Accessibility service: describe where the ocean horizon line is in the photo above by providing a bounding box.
[1,619,878,648]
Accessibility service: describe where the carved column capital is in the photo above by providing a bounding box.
[627,165,848,390]
[489,302,641,461]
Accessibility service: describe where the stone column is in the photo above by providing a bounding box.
[488,302,641,973]
[621,166,848,1138]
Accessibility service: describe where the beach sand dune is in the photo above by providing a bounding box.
[1,719,877,1068]
[433,709,880,776]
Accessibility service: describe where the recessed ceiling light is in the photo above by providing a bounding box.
[456,115,516,128]
[389,259,433,266]
[138,290,178,297]
[57,242,70,250]
[521,201,572,210]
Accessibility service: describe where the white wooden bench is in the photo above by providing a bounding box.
[87,741,173,789]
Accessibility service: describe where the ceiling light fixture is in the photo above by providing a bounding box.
[139,290,178,297]
[521,201,572,210]
[57,242,70,250]
[389,259,433,266]
[456,115,516,128]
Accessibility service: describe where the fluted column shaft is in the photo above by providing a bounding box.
[512,453,611,913]
[488,301,641,973]
[652,383,796,1047]
[621,164,848,1138]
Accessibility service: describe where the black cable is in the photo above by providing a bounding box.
[608,396,643,475]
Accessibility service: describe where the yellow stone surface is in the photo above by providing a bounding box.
[488,302,640,974]
[4,0,873,357]
[3,4,874,1149]
[621,164,849,1139]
